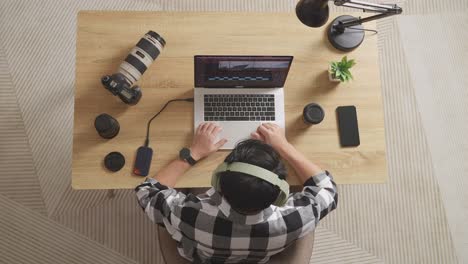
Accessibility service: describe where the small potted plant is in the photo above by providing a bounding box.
[329,56,356,83]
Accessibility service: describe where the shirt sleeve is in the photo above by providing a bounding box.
[284,171,338,237]
[135,178,187,225]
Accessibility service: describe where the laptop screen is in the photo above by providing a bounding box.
[194,55,293,88]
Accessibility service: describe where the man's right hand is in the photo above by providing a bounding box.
[251,123,291,152]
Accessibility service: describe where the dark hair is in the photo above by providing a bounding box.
[218,139,287,213]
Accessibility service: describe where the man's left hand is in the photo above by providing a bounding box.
[190,123,227,160]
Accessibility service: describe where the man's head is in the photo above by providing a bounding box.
[217,139,287,213]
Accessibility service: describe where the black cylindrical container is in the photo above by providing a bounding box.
[303,103,325,125]
[94,113,120,139]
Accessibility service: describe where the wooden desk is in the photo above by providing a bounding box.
[73,11,387,189]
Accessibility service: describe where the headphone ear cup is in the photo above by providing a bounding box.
[273,191,288,207]
[212,163,227,191]
[211,162,228,192]
[211,171,220,191]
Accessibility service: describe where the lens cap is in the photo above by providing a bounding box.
[303,103,325,124]
[104,152,125,172]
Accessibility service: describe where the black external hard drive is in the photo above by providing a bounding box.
[133,146,153,176]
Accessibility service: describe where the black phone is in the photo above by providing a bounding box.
[336,106,360,147]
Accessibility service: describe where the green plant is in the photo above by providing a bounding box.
[330,56,356,82]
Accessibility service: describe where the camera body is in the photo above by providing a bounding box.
[101,31,165,105]
[101,73,142,105]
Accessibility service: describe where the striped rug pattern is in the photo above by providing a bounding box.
[0,0,467,263]
[398,13,468,262]
[0,194,137,264]
[0,44,47,215]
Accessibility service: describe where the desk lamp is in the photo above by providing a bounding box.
[296,0,402,51]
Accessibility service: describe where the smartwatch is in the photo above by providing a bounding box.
[179,147,197,166]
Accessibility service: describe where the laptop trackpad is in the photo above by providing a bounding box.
[215,121,262,150]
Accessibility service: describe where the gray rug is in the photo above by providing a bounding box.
[398,13,468,263]
[1,0,467,263]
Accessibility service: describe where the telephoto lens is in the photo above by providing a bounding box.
[101,31,166,105]
[118,31,166,86]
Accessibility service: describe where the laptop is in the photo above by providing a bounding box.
[194,55,293,149]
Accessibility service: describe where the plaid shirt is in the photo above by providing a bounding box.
[135,171,337,263]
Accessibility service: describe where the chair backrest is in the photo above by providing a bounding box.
[267,231,315,263]
[158,226,191,264]
[157,226,315,264]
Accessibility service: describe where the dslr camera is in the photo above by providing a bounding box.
[101,31,166,105]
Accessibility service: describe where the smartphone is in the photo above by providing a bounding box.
[336,106,360,147]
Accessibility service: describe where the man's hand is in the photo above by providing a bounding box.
[252,123,324,184]
[251,123,291,152]
[190,123,227,160]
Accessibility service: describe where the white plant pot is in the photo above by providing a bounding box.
[328,65,341,83]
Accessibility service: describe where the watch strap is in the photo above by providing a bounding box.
[180,147,197,166]
[185,155,197,166]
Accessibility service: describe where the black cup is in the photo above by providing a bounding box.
[303,103,325,125]
[94,113,120,139]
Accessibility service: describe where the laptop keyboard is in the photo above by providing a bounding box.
[204,94,276,121]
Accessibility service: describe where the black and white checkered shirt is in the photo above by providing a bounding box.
[135,171,337,263]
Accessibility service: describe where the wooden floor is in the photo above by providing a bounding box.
[0,0,466,263]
